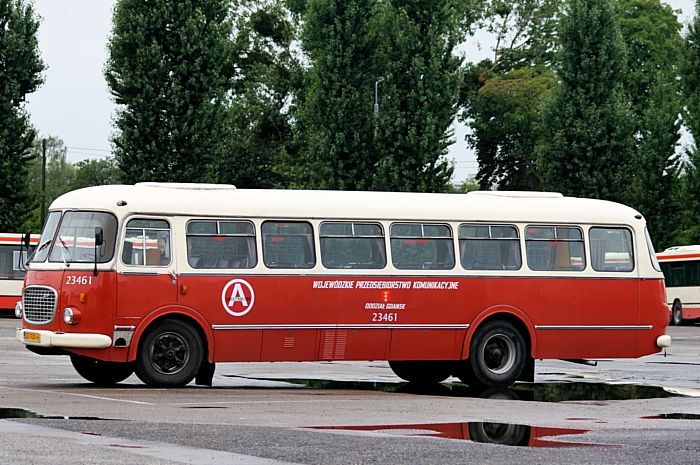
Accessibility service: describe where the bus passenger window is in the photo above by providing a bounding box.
[262,221,315,269]
[590,227,634,272]
[122,219,171,267]
[525,226,585,271]
[186,220,257,269]
[320,222,386,269]
[459,224,521,270]
[390,223,455,270]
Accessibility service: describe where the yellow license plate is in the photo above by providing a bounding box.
[23,331,41,342]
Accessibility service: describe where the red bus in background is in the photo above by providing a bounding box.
[0,234,38,312]
[15,183,671,388]
[657,245,700,325]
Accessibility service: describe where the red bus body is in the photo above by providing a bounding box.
[16,184,671,387]
[0,234,39,310]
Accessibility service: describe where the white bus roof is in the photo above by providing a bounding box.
[49,183,643,226]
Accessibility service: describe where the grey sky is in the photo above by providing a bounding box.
[25,0,697,183]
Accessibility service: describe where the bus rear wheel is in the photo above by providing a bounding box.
[70,355,134,386]
[388,360,452,384]
[459,320,526,388]
[135,319,204,387]
[671,301,683,326]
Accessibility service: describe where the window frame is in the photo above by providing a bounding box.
[319,221,387,270]
[524,224,586,272]
[458,223,522,271]
[185,219,257,270]
[261,220,316,270]
[121,217,172,268]
[389,222,455,270]
[589,226,635,273]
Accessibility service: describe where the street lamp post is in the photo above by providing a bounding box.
[374,76,384,114]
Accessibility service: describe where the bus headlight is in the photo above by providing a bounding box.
[15,301,23,319]
[63,307,82,325]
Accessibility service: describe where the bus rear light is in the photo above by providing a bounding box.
[15,301,23,319]
[63,307,82,325]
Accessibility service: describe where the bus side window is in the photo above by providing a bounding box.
[319,222,386,269]
[590,227,634,272]
[122,219,171,267]
[390,223,455,270]
[525,226,585,271]
[186,220,257,269]
[262,221,315,269]
[459,224,521,270]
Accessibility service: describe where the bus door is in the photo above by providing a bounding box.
[116,218,178,322]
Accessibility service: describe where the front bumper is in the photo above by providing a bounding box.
[16,328,112,349]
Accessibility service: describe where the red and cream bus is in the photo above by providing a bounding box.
[657,245,700,325]
[15,183,671,388]
[0,234,39,312]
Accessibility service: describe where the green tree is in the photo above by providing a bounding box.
[616,0,683,249]
[464,66,556,190]
[459,1,561,191]
[679,0,700,244]
[0,0,44,231]
[105,0,234,183]
[371,0,464,192]
[298,0,379,190]
[25,137,76,232]
[71,158,122,190]
[216,1,300,188]
[538,0,634,202]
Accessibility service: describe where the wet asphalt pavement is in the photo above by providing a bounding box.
[0,317,699,464]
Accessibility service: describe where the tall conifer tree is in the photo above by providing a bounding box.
[0,0,44,231]
[105,0,234,183]
[539,0,634,202]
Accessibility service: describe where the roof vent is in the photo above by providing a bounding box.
[136,182,236,190]
[467,191,563,198]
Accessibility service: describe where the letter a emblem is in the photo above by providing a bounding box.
[221,279,255,317]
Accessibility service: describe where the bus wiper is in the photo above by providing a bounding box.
[57,236,72,267]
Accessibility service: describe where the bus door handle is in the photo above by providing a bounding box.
[170,271,177,285]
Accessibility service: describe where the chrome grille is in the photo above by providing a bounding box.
[23,286,57,324]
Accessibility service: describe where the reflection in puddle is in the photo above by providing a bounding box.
[0,407,112,421]
[251,378,678,402]
[308,421,605,448]
[642,413,700,420]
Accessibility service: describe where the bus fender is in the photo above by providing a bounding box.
[126,304,215,364]
[460,305,536,360]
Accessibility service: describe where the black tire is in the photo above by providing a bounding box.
[461,320,527,388]
[70,355,134,386]
[388,360,452,384]
[135,319,204,387]
[468,422,530,446]
[671,301,683,326]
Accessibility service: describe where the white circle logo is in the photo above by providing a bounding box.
[221,279,255,317]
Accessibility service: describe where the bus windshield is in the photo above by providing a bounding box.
[33,211,118,263]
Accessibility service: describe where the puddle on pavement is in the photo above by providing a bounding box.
[307,421,607,448]
[231,377,679,402]
[642,413,700,420]
[0,407,111,421]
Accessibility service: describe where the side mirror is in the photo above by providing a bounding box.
[94,227,104,247]
[22,232,31,249]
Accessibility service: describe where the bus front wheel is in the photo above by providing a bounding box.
[671,301,684,326]
[135,319,204,387]
[461,320,526,388]
[70,355,134,385]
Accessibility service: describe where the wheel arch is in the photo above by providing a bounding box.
[126,305,214,364]
[461,305,535,360]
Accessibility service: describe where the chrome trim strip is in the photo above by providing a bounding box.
[212,324,469,330]
[114,325,136,331]
[534,325,652,330]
